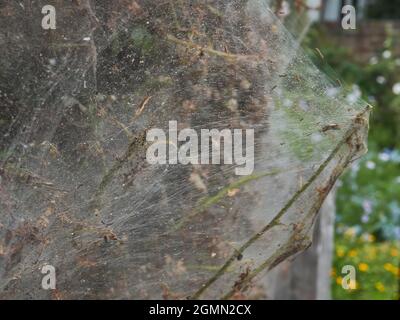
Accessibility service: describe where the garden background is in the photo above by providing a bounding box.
[280,0,400,300]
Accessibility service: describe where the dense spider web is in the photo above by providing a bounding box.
[0,0,370,299]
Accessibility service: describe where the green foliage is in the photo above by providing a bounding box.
[337,150,400,241]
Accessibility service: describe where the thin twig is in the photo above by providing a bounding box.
[222,148,355,299]
[134,96,152,119]
[166,34,259,61]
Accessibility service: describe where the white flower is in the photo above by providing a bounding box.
[369,56,378,65]
[394,227,400,240]
[382,50,392,59]
[366,161,376,170]
[393,83,400,95]
[362,200,373,214]
[376,76,386,84]
[379,152,390,162]
[361,214,369,223]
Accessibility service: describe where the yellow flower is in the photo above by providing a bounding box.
[384,263,394,272]
[336,276,343,286]
[384,263,400,277]
[375,282,385,292]
[348,249,358,258]
[390,248,398,257]
[358,263,369,272]
[349,279,357,290]
[336,247,345,258]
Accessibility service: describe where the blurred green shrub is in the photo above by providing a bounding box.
[367,0,400,20]
[305,24,400,299]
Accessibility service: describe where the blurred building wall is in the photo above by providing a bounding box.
[324,21,400,62]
